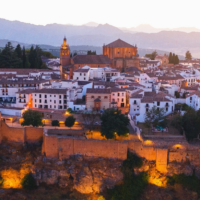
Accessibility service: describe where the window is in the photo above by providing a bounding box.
[50,105,52,108]
[113,93,115,96]
[104,96,108,99]
[80,73,82,76]
[190,97,192,100]
[98,96,101,99]
[39,94,41,98]
[166,107,168,111]
[44,100,47,103]
[59,100,62,104]
[59,95,61,99]
[35,99,37,103]
[54,95,56,97]
[122,98,124,102]
[146,108,149,112]
[45,95,47,98]
[54,105,56,108]
[39,99,41,103]
[54,100,56,103]
[134,100,137,104]
[91,96,94,98]
[64,105,67,109]
[35,94,36,96]
[50,95,51,97]
[84,78,86,80]
[84,73,86,76]
[64,100,67,104]
[157,102,160,106]
[50,100,51,102]
[35,104,37,107]
[112,99,115,102]
[118,93,120,96]
[64,95,67,99]
[77,77,79,80]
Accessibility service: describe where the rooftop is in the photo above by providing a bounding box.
[105,39,135,48]
[73,55,111,64]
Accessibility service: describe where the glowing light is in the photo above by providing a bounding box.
[144,140,153,145]
[65,111,69,115]
[1,165,30,188]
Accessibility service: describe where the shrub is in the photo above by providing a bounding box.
[65,115,76,128]
[21,173,37,189]
[67,108,72,113]
[51,120,59,127]
[167,173,200,193]
[108,151,147,200]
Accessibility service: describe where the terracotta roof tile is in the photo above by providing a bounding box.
[105,39,135,48]
[73,55,111,64]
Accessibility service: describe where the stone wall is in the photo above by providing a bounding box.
[0,119,43,144]
[42,134,128,160]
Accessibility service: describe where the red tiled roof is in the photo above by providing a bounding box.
[105,39,135,48]
[86,88,111,94]
[72,55,111,64]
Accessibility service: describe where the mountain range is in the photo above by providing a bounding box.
[1,18,200,57]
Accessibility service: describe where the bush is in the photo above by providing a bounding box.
[65,115,76,128]
[167,173,200,193]
[107,151,147,200]
[67,108,72,113]
[21,173,37,189]
[51,120,59,127]
[121,151,143,176]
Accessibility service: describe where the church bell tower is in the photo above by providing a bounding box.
[60,37,70,66]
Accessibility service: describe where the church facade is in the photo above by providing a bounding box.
[103,39,140,71]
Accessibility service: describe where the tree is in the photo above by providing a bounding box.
[169,52,172,63]
[51,120,59,127]
[100,108,130,139]
[65,115,76,128]
[171,108,200,140]
[0,42,22,68]
[185,51,192,60]
[174,91,180,98]
[87,50,96,55]
[21,173,37,190]
[21,109,43,127]
[145,50,157,60]
[22,46,30,68]
[14,44,22,59]
[144,106,167,130]
[82,111,100,132]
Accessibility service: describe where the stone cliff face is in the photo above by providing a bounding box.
[32,155,123,194]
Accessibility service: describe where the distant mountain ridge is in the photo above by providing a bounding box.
[0,18,200,57]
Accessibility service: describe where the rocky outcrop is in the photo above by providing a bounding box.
[32,155,123,194]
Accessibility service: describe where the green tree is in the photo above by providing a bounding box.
[0,42,22,68]
[21,109,43,127]
[65,115,76,128]
[100,108,130,139]
[145,50,157,60]
[144,106,167,129]
[174,91,180,98]
[22,46,30,68]
[169,52,172,63]
[21,173,37,190]
[51,120,59,127]
[87,50,96,55]
[185,50,192,60]
[14,44,22,59]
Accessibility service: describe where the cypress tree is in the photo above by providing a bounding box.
[169,52,172,63]
[14,44,22,59]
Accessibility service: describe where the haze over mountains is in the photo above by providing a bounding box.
[1,18,200,57]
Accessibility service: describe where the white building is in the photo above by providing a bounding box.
[186,91,200,111]
[129,91,176,122]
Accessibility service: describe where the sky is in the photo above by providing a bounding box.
[0,0,200,28]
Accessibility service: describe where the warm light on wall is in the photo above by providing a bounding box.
[1,165,30,188]
[144,140,154,145]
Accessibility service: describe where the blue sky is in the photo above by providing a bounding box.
[0,0,199,28]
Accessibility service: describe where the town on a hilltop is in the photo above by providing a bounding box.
[1,37,200,199]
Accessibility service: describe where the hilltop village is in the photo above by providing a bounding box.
[1,38,200,199]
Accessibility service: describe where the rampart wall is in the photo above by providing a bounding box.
[42,134,128,160]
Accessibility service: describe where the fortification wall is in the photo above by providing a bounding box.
[0,120,43,144]
[1,121,25,143]
[25,127,43,143]
[43,134,128,160]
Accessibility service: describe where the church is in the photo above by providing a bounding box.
[60,37,140,79]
